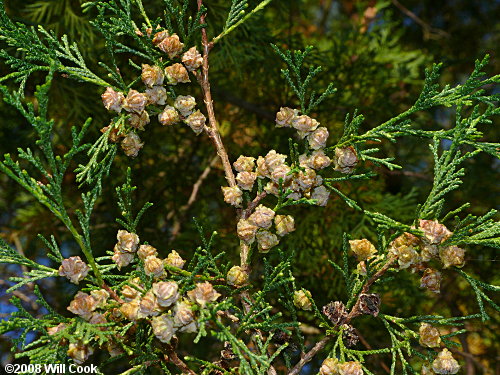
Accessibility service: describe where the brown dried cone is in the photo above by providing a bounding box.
[308,126,329,150]
[432,348,460,374]
[320,358,339,375]
[101,124,124,143]
[141,64,164,87]
[311,185,330,206]
[153,281,180,307]
[123,89,147,114]
[420,268,442,293]
[158,105,180,126]
[165,63,190,84]
[157,33,184,58]
[334,146,358,173]
[308,150,331,170]
[121,133,144,157]
[233,156,255,172]
[144,255,165,278]
[67,292,97,320]
[165,250,186,269]
[322,301,348,326]
[419,219,452,244]
[151,314,176,343]
[129,111,150,131]
[249,204,276,229]
[275,107,298,128]
[112,251,134,269]
[419,323,441,348]
[220,341,235,361]
[174,95,196,117]
[152,30,169,45]
[237,219,258,243]
[256,230,279,252]
[439,245,466,268]
[236,171,257,191]
[187,281,221,307]
[145,86,167,105]
[342,324,359,347]
[58,256,89,284]
[182,47,203,71]
[221,186,243,207]
[120,298,143,321]
[67,341,93,364]
[137,244,158,260]
[184,110,206,135]
[101,87,124,112]
[358,293,381,317]
[338,361,364,375]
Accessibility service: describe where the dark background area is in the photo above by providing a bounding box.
[0,0,498,373]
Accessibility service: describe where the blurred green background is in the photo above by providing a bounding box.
[0,0,498,373]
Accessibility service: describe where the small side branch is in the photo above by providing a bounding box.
[288,335,333,375]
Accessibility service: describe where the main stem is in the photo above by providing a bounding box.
[197,0,236,188]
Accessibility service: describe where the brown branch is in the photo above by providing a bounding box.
[288,257,397,374]
[242,191,268,219]
[346,256,396,323]
[164,345,196,375]
[288,335,334,375]
[196,0,236,188]
[102,283,124,304]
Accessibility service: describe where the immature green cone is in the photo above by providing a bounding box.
[349,239,377,261]
[227,266,248,287]
[293,290,312,310]
[432,348,460,374]
[275,215,295,236]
